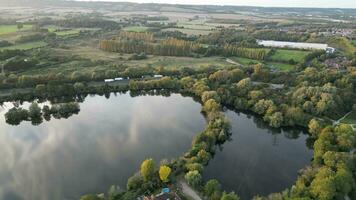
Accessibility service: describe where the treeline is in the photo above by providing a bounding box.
[222,44,269,60]
[5,102,80,125]
[198,29,257,47]
[100,38,203,57]
[252,29,310,42]
[100,37,268,59]
[56,16,120,30]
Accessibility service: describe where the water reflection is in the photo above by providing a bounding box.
[204,110,313,200]
[0,93,206,200]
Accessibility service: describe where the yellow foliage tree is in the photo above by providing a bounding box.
[159,165,171,183]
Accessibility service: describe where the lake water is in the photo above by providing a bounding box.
[203,110,313,200]
[0,93,313,200]
[0,93,206,200]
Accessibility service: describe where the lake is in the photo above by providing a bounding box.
[0,93,206,200]
[203,110,313,200]
[0,93,313,200]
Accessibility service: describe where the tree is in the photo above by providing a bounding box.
[29,102,43,125]
[310,167,336,200]
[220,192,240,200]
[159,165,171,183]
[127,174,143,191]
[308,119,322,137]
[17,23,23,30]
[267,112,283,128]
[80,194,105,200]
[204,179,221,198]
[29,102,42,119]
[140,159,155,182]
[202,91,220,103]
[185,170,202,189]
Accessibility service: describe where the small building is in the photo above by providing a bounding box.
[114,77,124,81]
[154,75,163,78]
[326,47,335,54]
[104,79,114,83]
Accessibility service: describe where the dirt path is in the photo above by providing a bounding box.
[179,180,202,200]
[333,111,352,126]
[226,58,243,67]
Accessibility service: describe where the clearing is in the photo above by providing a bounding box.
[269,49,310,63]
[0,41,47,50]
[0,24,33,35]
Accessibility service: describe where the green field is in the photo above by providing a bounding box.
[55,29,81,36]
[0,41,47,50]
[269,49,310,63]
[266,62,295,71]
[340,111,356,124]
[0,24,33,35]
[229,57,294,71]
[123,26,149,32]
[231,57,260,65]
[45,25,81,36]
[352,40,356,47]
[163,28,212,36]
[177,22,215,30]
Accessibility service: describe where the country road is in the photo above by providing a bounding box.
[179,180,202,200]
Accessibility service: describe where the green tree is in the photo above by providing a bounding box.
[310,167,336,200]
[127,174,143,191]
[185,170,202,189]
[220,192,240,200]
[17,23,23,30]
[140,159,155,182]
[29,102,42,119]
[204,179,221,198]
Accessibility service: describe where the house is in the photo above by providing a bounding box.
[104,79,114,83]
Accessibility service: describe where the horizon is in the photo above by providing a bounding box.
[75,0,356,9]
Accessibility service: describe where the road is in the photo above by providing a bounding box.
[179,180,202,200]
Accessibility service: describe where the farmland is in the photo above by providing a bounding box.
[269,49,311,63]
[0,24,32,35]
[0,41,47,50]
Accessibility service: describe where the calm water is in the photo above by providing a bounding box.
[204,110,313,200]
[0,93,313,200]
[0,93,206,200]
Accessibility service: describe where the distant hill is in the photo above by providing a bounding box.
[0,0,355,18]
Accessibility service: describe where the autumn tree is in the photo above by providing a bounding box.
[159,165,171,183]
[140,159,155,182]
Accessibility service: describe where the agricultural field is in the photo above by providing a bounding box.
[45,25,82,36]
[230,57,261,66]
[269,49,310,63]
[162,28,212,35]
[0,24,32,35]
[123,26,149,32]
[229,57,295,71]
[266,62,295,71]
[0,41,47,50]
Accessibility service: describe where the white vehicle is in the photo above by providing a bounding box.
[154,75,163,78]
[104,79,115,83]
[114,77,124,81]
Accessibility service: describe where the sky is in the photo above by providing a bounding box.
[79,0,356,8]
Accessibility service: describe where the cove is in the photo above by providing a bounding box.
[0,93,206,200]
[203,110,313,200]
